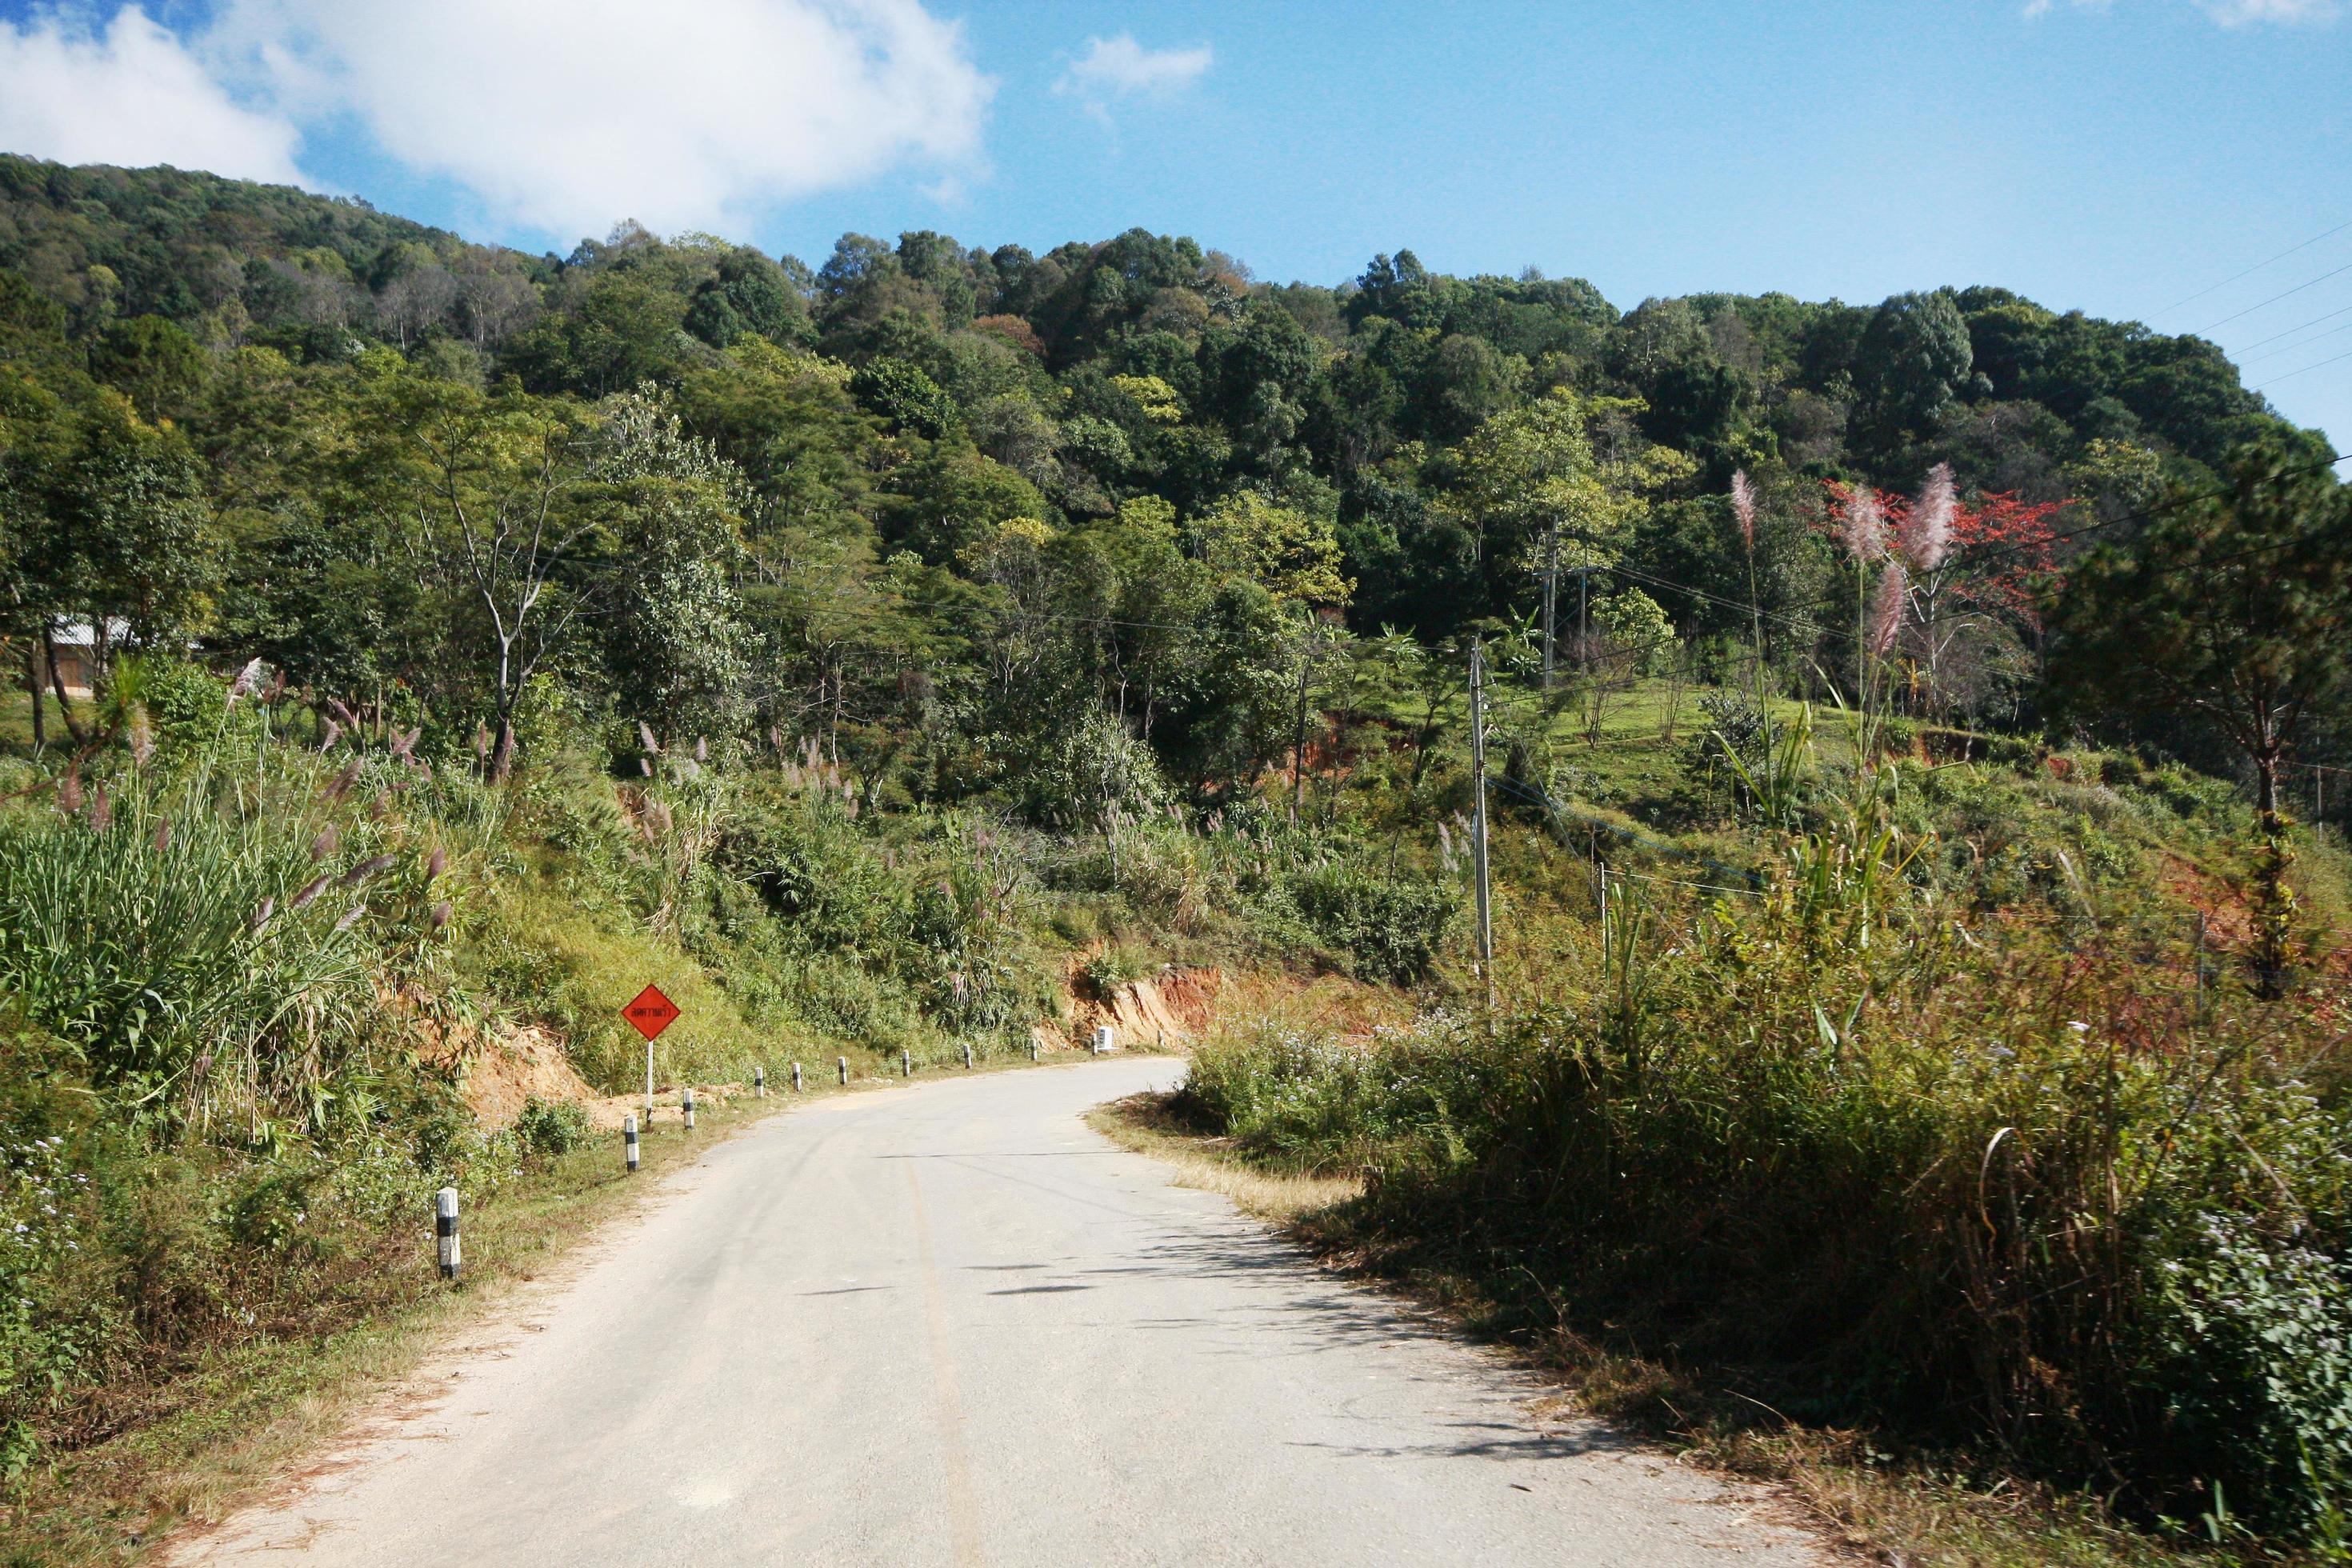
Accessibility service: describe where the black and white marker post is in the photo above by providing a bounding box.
[837,1056,848,1086]
[963,1042,974,1070]
[791,1062,803,1093]
[623,1114,639,1173]
[682,1086,696,1130]
[435,1186,461,1281]
[754,1064,766,1098]
[901,1049,911,1078]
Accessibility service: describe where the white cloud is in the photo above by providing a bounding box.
[2025,0,2337,19]
[0,6,302,182]
[2195,0,2339,22]
[1054,34,1212,118]
[203,0,993,238]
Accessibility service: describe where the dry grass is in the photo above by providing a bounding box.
[1087,1094,1363,1222]
[1091,1090,2254,1568]
[1,1094,783,1567]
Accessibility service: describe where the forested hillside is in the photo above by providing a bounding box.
[4,157,2352,1562]
[1,153,2324,736]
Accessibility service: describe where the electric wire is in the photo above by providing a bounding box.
[2234,299,2352,358]
[2194,257,2352,337]
[2258,344,2352,390]
[2149,216,2352,321]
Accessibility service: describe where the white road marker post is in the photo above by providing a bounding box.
[435,1187,460,1281]
[755,1064,766,1098]
[623,1114,640,1174]
[902,1049,912,1078]
[963,1042,974,1070]
[1094,1025,1114,1056]
[682,1086,696,1130]
[792,1062,803,1093]
[1030,1039,1038,1063]
[837,1056,848,1086]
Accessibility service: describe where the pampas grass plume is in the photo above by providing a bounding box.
[1730,470,1758,551]
[1868,559,1908,656]
[1842,486,1886,563]
[1907,462,1956,572]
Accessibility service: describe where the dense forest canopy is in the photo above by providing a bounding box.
[0,153,2340,796]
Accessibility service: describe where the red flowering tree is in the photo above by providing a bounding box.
[1822,475,2068,720]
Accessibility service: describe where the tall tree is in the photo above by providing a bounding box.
[2050,442,2352,982]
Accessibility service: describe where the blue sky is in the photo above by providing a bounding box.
[1,0,2347,450]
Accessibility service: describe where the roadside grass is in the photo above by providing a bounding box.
[1087,1094,1362,1222]
[1092,1091,2248,1568]
[3,1086,766,1567]
[0,1038,1143,1568]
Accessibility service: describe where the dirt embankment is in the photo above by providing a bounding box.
[1064,962,1224,1051]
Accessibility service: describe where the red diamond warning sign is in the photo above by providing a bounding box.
[622,985,680,1042]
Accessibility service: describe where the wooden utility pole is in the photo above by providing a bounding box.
[1289,617,1317,827]
[1538,526,1561,694]
[1469,639,1496,1015]
[1576,565,1592,671]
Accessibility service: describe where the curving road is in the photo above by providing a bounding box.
[175,1058,1826,1566]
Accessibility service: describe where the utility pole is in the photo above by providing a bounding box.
[1289,615,1317,827]
[1576,565,1592,671]
[1468,639,1496,1016]
[1538,525,1561,694]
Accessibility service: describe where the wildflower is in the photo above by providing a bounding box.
[323,758,364,800]
[290,874,330,910]
[153,818,171,852]
[695,736,708,762]
[250,895,276,933]
[1729,469,1758,551]
[311,826,339,861]
[128,713,154,766]
[1906,462,1956,572]
[87,782,110,830]
[638,720,661,756]
[639,757,653,778]
[334,904,366,933]
[319,718,343,751]
[424,847,446,882]
[57,770,82,814]
[226,657,264,702]
[430,901,453,930]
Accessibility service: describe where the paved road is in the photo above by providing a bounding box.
[178,1060,1826,1566]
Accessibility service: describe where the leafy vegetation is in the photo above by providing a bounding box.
[0,156,2349,1560]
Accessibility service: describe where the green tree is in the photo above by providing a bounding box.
[1189,491,1351,609]
[89,315,207,422]
[351,361,597,777]
[2050,442,2352,984]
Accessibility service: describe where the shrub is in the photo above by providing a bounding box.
[513,1097,594,1160]
[1182,862,2352,1539]
[1281,862,1455,984]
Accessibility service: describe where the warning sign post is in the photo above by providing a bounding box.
[624,985,680,1114]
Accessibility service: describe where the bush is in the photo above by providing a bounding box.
[1281,862,1455,984]
[1182,859,2352,1540]
[513,1097,594,1160]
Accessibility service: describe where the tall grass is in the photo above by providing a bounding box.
[0,744,438,1137]
[1182,805,2352,1545]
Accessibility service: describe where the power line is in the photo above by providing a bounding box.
[2150,215,2352,321]
[2235,299,2352,358]
[2194,258,2352,337]
[2258,344,2352,390]
[2240,317,2352,368]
